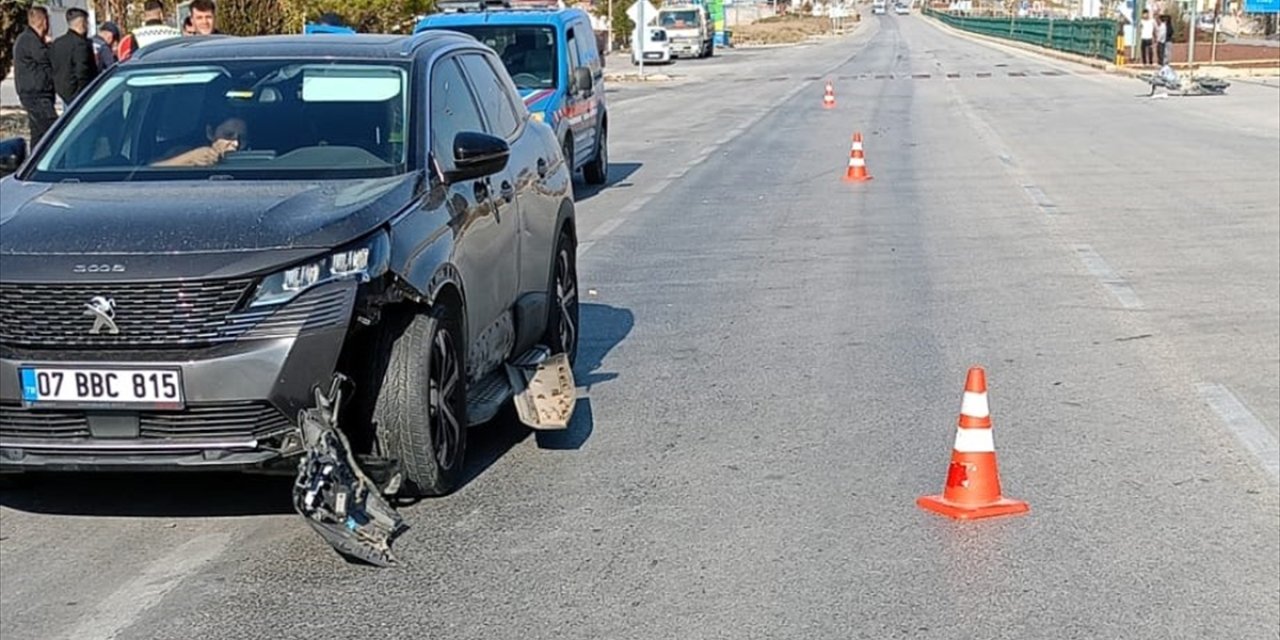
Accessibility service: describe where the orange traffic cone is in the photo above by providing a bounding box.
[823,81,836,109]
[917,366,1029,520]
[843,132,872,182]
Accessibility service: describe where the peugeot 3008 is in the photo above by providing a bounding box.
[0,32,579,497]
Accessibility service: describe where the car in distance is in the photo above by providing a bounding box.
[416,0,610,186]
[633,26,673,66]
[894,2,910,14]
[0,32,580,498]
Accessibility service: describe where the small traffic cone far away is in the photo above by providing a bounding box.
[917,366,1029,520]
[843,132,872,182]
[823,81,836,109]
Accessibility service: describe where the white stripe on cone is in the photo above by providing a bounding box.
[849,157,865,167]
[852,141,863,151]
[960,391,989,418]
[953,427,995,453]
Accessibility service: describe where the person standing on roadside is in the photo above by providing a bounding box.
[188,0,221,36]
[1139,9,1156,66]
[1159,14,1175,67]
[51,8,100,106]
[117,0,182,62]
[12,6,58,145]
[91,21,121,72]
[1154,12,1168,65]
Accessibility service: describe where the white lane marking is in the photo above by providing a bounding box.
[60,533,234,640]
[578,214,633,256]
[1197,383,1280,485]
[1072,244,1144,310]
[579,73,819,258]
[1022,184,1058,214]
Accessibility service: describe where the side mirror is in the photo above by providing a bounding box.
[572,66,593,96]
[443,131,510,183]
[0,137,28,176]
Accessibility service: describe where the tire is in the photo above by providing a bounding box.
[562,137,575,181]
[583,124,608,186]
[545,230,579,367]
[371,305,468,498]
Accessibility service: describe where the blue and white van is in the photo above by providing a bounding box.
[416,1,610,185]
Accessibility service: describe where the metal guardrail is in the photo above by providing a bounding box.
[924,6,1117,61]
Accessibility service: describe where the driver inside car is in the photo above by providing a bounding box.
[152,116,248,167]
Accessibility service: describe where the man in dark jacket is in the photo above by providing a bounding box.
[92,21,121,73]
[51,8,100,106]
[11,6,59,144]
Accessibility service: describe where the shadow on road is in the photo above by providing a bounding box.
[574,162,642,201]
[451,302,635,486]
[0,304,635,516]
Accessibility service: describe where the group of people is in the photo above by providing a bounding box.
[11,0,220,145]
[1138,9,1177,67]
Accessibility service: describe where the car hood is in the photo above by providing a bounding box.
[0,174,419,256]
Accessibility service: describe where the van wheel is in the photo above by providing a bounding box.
[372,305,468,498]
[562,138,575,180]
[583,125,608,186]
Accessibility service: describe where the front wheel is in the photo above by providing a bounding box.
[562,138,575,181]
[583,125,608,185]
[545,231,579,367]
[372,306,468,498]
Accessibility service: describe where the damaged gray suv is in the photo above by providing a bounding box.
[0,32,580,498]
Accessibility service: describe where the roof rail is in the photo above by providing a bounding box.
[127,34,235,62]
[399,27,478,56]
[436,0,509,12]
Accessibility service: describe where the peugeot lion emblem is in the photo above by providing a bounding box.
[83,296,120,335]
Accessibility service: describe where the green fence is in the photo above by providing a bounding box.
[924,7,1117,62]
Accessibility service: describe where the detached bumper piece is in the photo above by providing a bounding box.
[293,375,408,568]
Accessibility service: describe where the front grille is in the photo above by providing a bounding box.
[0,280,255,348]
[0,401,292,441]
[0,280,353,349]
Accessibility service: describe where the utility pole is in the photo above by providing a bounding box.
[609,0,614,53]
[1188,0,1198,67]
[1130,0,1144,63]
[638,0,645,78]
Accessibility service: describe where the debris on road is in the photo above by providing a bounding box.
[293,375,409,568]
[1140,65,1231,97]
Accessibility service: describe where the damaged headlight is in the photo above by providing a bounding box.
[249,230,391,307]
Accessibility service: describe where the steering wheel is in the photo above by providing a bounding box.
[511,73,541,87]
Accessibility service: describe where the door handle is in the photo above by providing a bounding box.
[499,181,515,204]
[536,158,548,178]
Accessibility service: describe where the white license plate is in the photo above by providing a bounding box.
[645,53,663,59]
[20,367,184,407]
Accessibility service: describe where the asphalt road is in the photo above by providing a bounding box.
[3,13,1278,640]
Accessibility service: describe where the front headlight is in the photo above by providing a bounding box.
[530,111,546,124]
[249,230,391,307]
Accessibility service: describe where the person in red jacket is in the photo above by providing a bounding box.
[116,0,182,62]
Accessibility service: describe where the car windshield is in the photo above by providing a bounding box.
[29,61,410,182]
[659,10,699,28]
[441,26,558,90]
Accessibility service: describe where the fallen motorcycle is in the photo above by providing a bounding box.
[1139,65,1231,97]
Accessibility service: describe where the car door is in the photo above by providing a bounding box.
[429,54,519,372]
[563,24,594,164]
[571,20,604,141]
[458,51,559,300]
